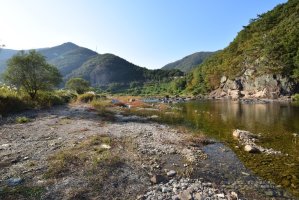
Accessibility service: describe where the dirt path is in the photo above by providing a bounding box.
[0,104,295,200]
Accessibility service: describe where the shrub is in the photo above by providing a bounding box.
[292,94,299,101]
[35,91,65,108]
[77,93,96,103]
[0,95,29,115]
[16,116,30,123]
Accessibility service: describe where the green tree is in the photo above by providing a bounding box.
[65,77,90,94]
[3,50,62,99]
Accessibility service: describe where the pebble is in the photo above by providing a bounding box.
[150,175,167,184]
[7,178,23,186]
[167,170,177,177]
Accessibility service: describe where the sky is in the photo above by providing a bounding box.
[0,0,287,69]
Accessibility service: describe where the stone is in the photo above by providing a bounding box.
[7,178,23,186]
[179,190,192,200]
[167,170,177,177]
[162,187,170,193]
[100,144,111,149]
[216,193,225,198]
[172,195,180,200]
[1,144,11,149]
[230,191,238,200]
[194,193,203,200]
[150,175,166,184]
[244,145,260,153]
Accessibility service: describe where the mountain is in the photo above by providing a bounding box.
[38,42,98,76]
[0,42,97,76]
[0,49,18,73]
[67,53,184,86]
[0,42,183,87]
[187,0,299,98]
[162,52,214,73]
[66,54,146,85]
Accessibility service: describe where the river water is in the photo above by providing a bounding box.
[176,100,299,197]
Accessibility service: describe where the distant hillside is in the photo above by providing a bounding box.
[0,42,183,87]
[0,42,97,76]
[66,54,146,85]
[162,52,214,73]
[38,42,98,76]
[187,0,299,97]
[0,49,18,73]
[67,53,183,86]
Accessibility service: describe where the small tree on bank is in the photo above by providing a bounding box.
[65,77,90,94]
[3,50,62,99]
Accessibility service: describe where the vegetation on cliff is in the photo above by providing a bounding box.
[187,0,299,94]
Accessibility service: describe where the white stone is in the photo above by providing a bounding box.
[244,145,260,153]
[167,170,176,177]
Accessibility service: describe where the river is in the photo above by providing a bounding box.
[175,100,299,197]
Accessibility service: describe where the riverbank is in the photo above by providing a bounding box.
[0,103,296,199]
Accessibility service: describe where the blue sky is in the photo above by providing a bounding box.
[0,0,287,69]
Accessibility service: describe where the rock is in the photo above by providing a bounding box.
[216,193,225,198]
[179,190,192,200]
[162,187,170,193]
[1,144,11,149]
[100,144,111,149]
[137,195,145,200]
[244,145,260,153]
[230,191,238,200]
[150,175,166,184]
[194,193,203,200]
[167,170,177,177]
[179,190,193,200]
[172,195,180,200]
[7,178,23,186]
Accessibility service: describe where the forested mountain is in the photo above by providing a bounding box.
[0,42,97,75]
[39,42,98,76]
[187,0,299,97]
[67,53,183,86]
[0,43,183,86]
[162,52,214,73]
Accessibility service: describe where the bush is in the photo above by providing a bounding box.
[77,93,96,103]
[0,85,29,115]
[292,94,299,101]
[16,116,30,123]
[0,95,29,115]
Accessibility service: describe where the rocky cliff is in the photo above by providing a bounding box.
[209,69,297,99]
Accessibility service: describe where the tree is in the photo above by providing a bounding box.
[3,50,62,99]
[65,77,90,94]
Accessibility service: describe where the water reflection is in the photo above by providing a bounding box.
[178,100,299,196]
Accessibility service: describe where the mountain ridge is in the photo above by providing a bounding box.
[162,51,214,73]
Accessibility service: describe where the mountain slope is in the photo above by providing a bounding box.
[0,49,18,73]
[66,54,146,85]
[187,0,299,97]
[66,54,184,86]
[0,42,97,76]
[38,42,98,76]
[162,52,214,73]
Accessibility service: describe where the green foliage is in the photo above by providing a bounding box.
[77,92,96,103]
[162,52,214,73]
[66,53,184,87]
[188,0,299,92]
[292,94,299,101]
[66,77,90,94]
[0,84,72,115]
[16,116,30,123]
[3,50,62,99]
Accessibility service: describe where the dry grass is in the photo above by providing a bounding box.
[44,135,119,179]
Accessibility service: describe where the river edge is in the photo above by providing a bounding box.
[0,104,297,199]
